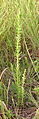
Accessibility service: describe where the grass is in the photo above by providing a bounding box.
[0,0,39,118]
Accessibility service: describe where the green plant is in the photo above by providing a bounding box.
[0,100,12,119]
[0,82,7,103]
[0,0,39,114]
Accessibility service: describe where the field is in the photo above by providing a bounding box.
[0,0,39,119]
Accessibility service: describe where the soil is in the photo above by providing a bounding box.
[12,107,37,119]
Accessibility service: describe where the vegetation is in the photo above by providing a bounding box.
[33,108,39,119]
[0,0,39,118]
